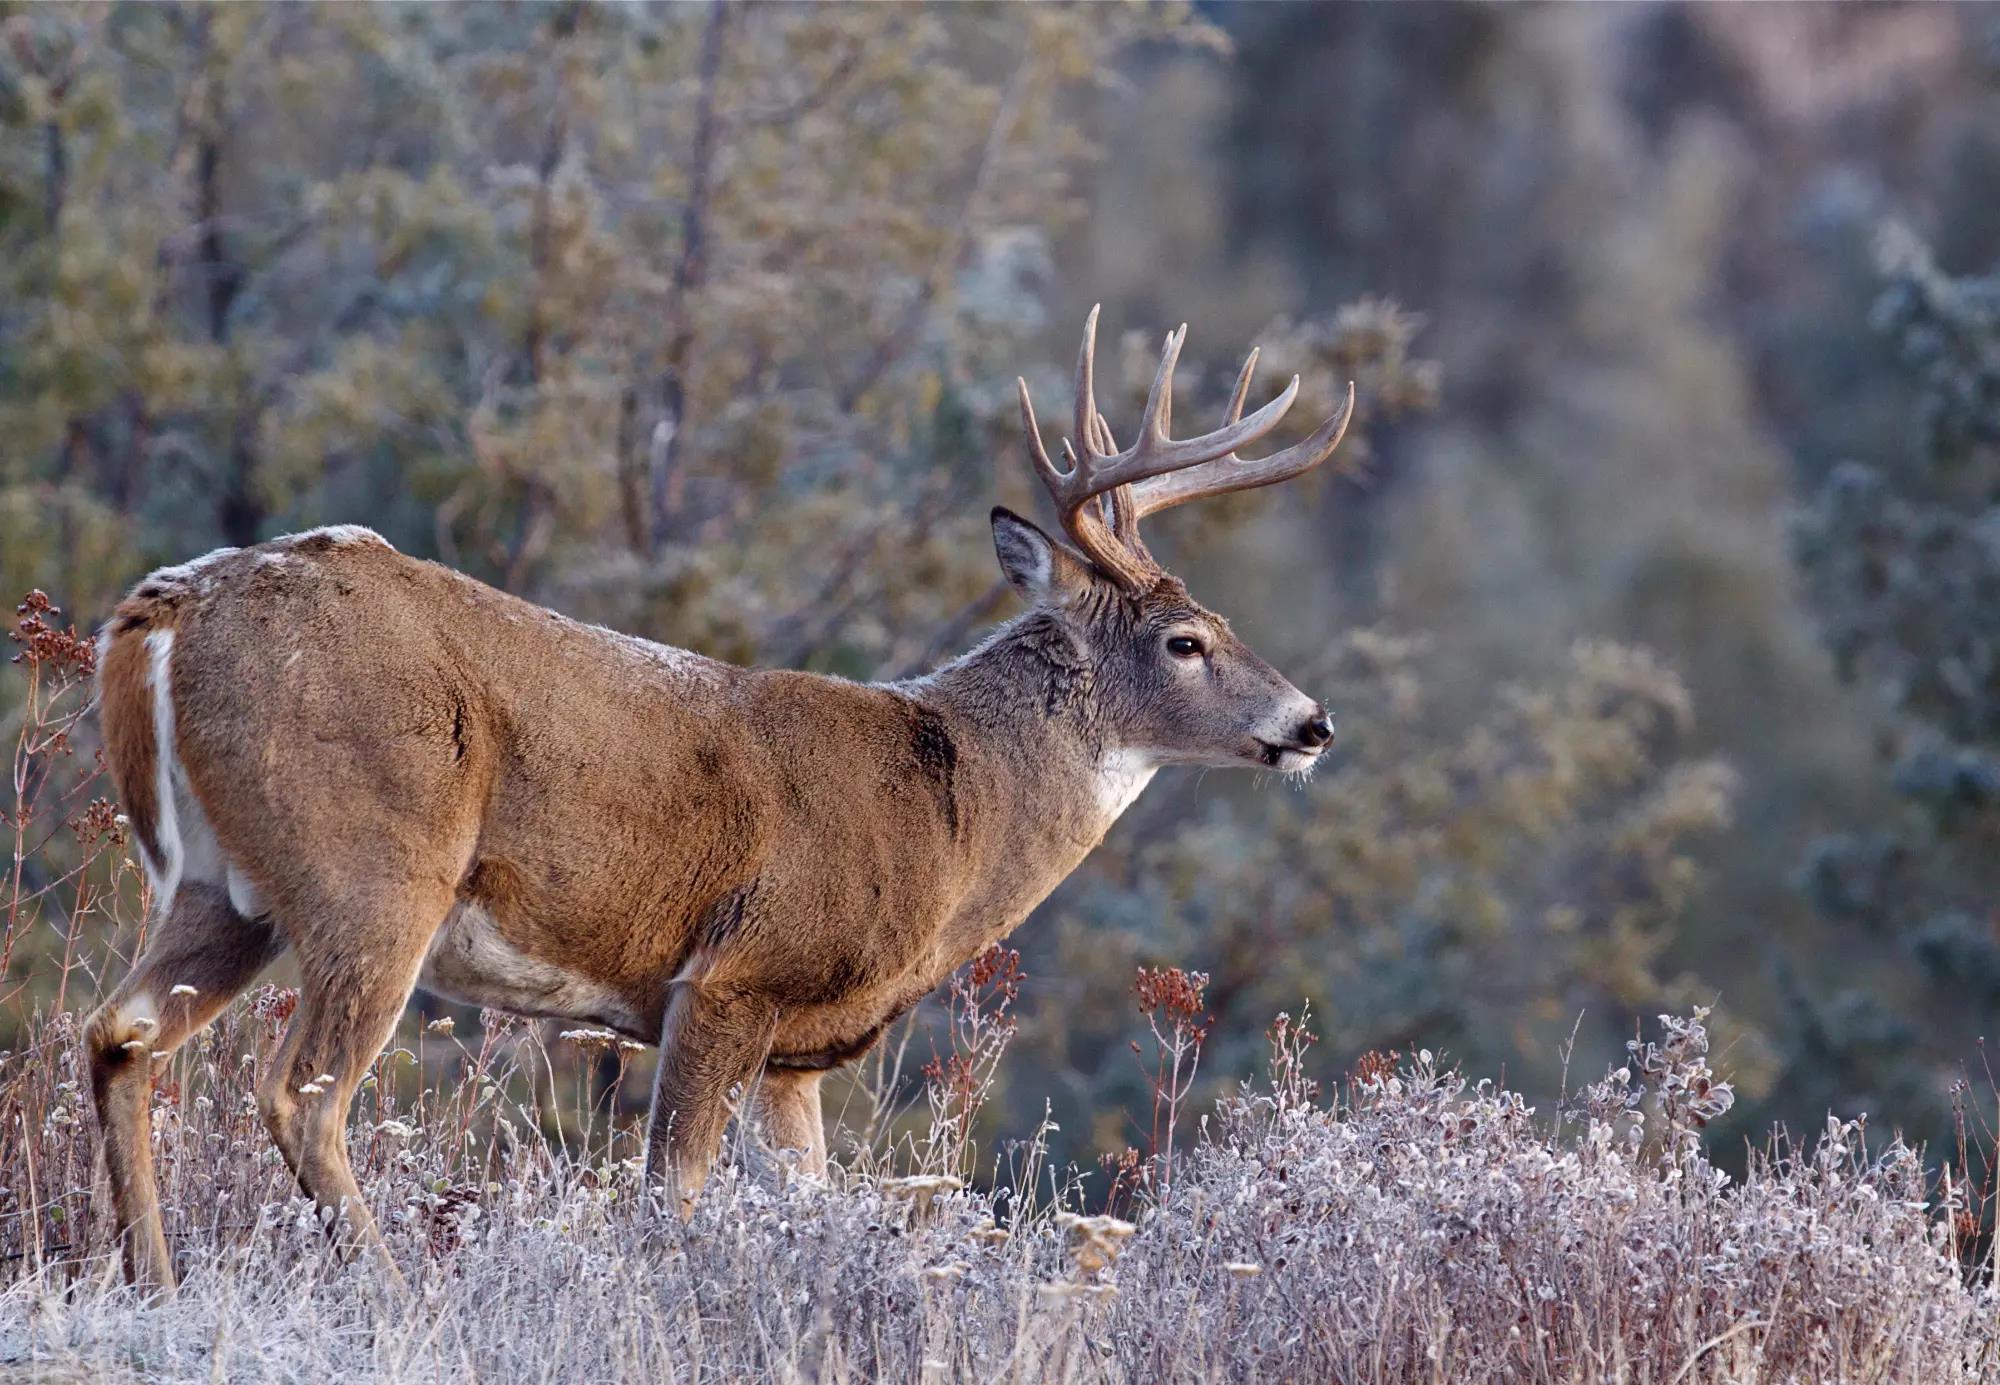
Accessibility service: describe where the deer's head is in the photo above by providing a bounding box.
[994,308,1353,775]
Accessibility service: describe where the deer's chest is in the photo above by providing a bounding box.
[757,898,1034,1072]
[765,983,932,1071]
[735,755,1158,1071]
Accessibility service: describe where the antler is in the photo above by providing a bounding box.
[1016,306,1355,590]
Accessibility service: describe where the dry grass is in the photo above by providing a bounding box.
[1,996,1995,1383]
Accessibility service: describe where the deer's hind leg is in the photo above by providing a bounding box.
[255,874,456,1280]
[753,1067,828,1178]
[85,881,288,1291]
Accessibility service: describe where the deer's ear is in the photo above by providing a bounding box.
[991,508,1092,607]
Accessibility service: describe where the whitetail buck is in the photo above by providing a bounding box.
[86,309,1350,1288]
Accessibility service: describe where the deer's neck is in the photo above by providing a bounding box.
[876,614,1156,976]
[900,611,1152,847]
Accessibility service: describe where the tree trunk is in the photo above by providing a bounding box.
[648,0,735,556]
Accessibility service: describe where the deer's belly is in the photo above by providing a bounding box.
[420,901,648,1038]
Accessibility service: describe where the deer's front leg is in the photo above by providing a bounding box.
[645,983,777,1213]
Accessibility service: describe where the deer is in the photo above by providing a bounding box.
[84,308,1352,1290]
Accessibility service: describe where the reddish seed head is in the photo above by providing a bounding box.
[71,797,126,849]
[1351,1049,1401,1087]
[1134,965,1209,1023]
[964,944,1022,1003]
[10,591,97,677]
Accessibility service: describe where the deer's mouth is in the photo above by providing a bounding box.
[1253,739,1323,773]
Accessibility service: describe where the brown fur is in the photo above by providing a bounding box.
[95,608,165,879]
[85,506,1331,1289]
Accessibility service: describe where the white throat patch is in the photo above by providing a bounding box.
[1094,749,1158,819]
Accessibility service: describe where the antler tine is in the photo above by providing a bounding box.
[1224,347,1259,426]
[1060,324,1302,497]
[1091,411,1118,455]
[1127,380,1356,520]
[1138,324,1187,446]
[1087,412,1144,547]
[1073,304,1102,463]
[1017,345,1155,587]
[1014,377,1065,496]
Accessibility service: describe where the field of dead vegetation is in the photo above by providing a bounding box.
[3,978,1996,1383]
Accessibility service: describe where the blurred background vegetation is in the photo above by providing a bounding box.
[2,1,1997,1178]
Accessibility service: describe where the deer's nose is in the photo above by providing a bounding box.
[1300,708,1335,748]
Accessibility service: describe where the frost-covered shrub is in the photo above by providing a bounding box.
[2,1006,1992,1383]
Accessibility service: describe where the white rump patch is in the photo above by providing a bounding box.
[227,865,267,920]
[88,629,113,714]
[143,631,184,907]
[141,630,253,918]
[1094,749,1158,819]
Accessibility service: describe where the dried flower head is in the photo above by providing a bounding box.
[879,1174,964,1218]
[1057,1212,1137,1275]
[10,591,97,677]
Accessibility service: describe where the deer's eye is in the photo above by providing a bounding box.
[1166,635,1206,660]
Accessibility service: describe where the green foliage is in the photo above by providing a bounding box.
[1790,234,2000,1135]
[0,2,1220,646]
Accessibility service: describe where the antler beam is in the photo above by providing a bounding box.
[1015,307,1355,589]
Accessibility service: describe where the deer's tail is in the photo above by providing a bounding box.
[97,575,197,908]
